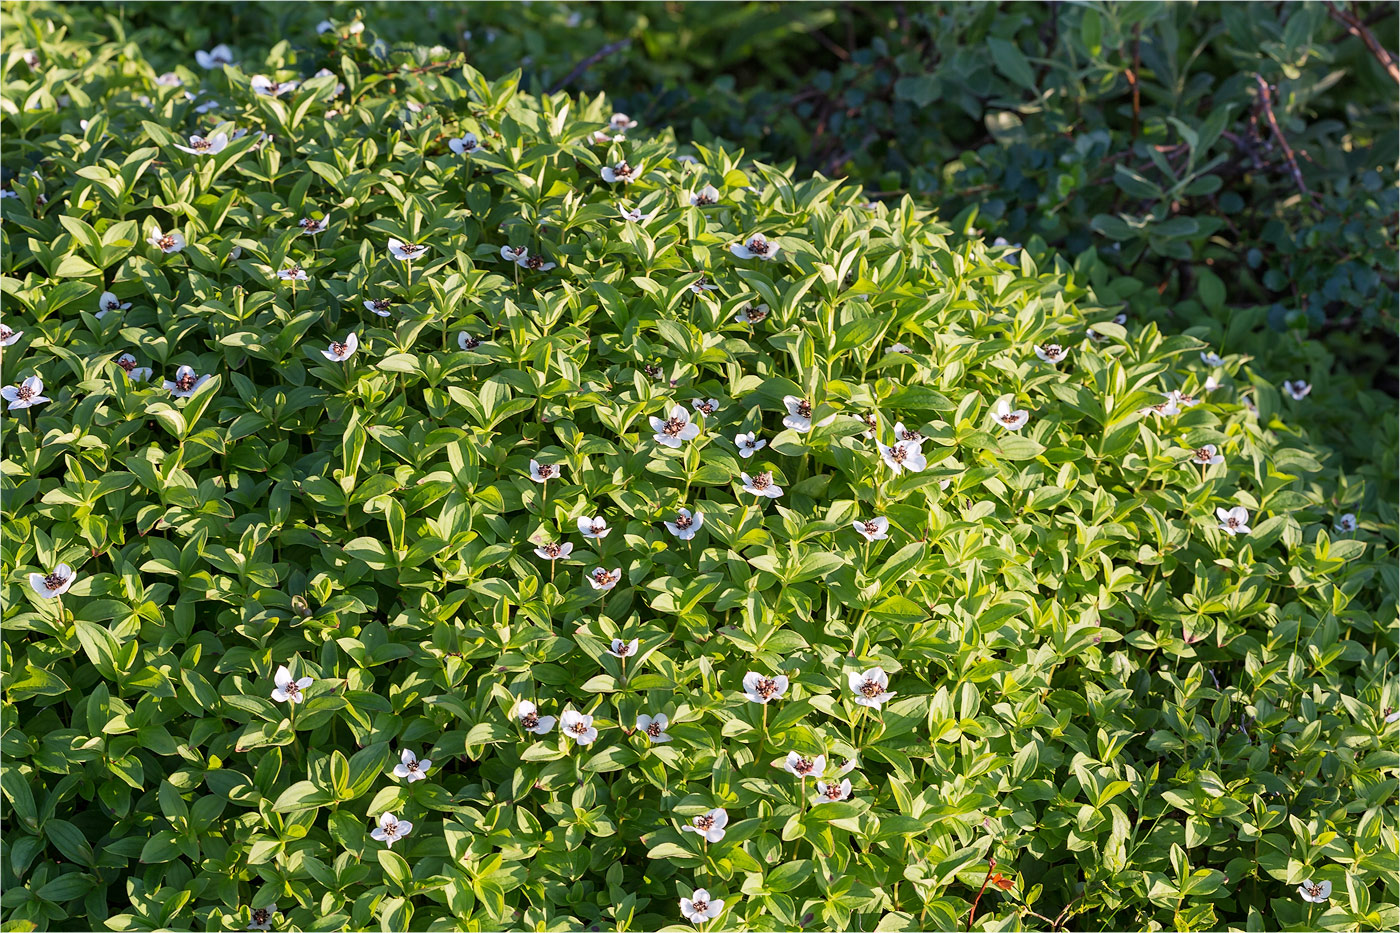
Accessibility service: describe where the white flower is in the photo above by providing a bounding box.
[993,236,1021,265]
[270,665,313,704]
[601,161,637,184]
[529,459,561,483]
[637,713,672,744]
[247,905,275,931]
[852,517,889,542]
[680,889,724,924]
[560,709,599,745]
[688,276,719,295]
[1204,375,1222,392]
[278,266,309,282]
[297,214,328,235]
[533,541,574,561]
[991,400,1030,431]
[1282,380,1312,400]
[116,354,152,383]
[1334,513,1358,533]
[365,298,393,317]
[848,668,896,708]
[163,365,212,398]
[3,375,50,410]
[1201,351,1224,367]
[1189,444,1224,466]
[837,754,860,776]
[97,291,131,318]
[784,751,827,778]
[588,129,624,145]
[393,748,432,783]
[174,132,228,156]
[448,133,480,155]
[618,203,656,223]
[855,413,877,439]
[689,184,719,206]
[1138,396,1181,418]
[1035,342,1068,363]
[892,422,922,443]
[740,471,782,499]
[609,112,638,133]
[316,20,335,33]
[500,245,556,271]
[189,95,221,114]
[731,432,768,460]
[878,440,926,475]
[730,234,779,261]
[742,671,788,704]
[607,638,640,659]
[691,397,719,415]
[816,778,852,803]
[147,227,186,254]
[588,567,622,591]
[250,75,298,97]
[887,342,913,354]
[1216,506,1252,536]
[650,405,701,448]
[782,395,813,431]
[664,508,704,541]
[516,699,556,734]
[0,189,17,199]
[370,812,412,848]
[28,563,75,598]
[312,69,346,97]
[733,303,769,324]
[387,238,428,261]
[1169,389,1201,409]
[1385,709,1400,724]
[681,808,727,843]
[321,333,358,362]
[577,515,610,539]
[0,322,16,347]
[195,44,234,70]
[1296,880,1331,903]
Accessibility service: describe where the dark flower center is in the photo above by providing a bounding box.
[1041,343,1062,356]
[796,400,811,418]
[462,334,479,348]
[0,326,12,340]
[823,784,844,800]
[16,385,33,400]
[300,217,320,230]
[747,237,769,255]
[1195,447,1213,461]
[743,305,767,321]
[401,244,422,255]
[407,761,419,772]
[751,472,771,489]
[613,162,632,177]
[754,678,778,699]
[899,428,921,441]
[157,234,176,250]
[330,342,345,356]
[692,899,709,913]
[569,721,589,735]
[645,364,662,378]
[176,373,196,391]
[536,465,555,479]
[1000,412,1020,423]
[793,756,815,775]
[372,299,391,311]
[693,814,714,830]
[43,571,66,589]
[675,514,692,529]
[694,191,715,205]
[662,417,685,436]
[592,568,613,584]
[119,357,136,372]
[521,711,539,729]
[888,445,907,463]
[284,682,301,699]
[646,721,662,737]
[1226,517,1241,528]
[863,521,879,536]
[1177,393,1196,405]
[861,414,876,429]
[696,401,715,413]
[590,522,605,535]
[860,679,882,698]
[526,255,546,270]
[541,543,561,558]
[252,909,269,925]
[103,297,120,310]
[613,641,633,656]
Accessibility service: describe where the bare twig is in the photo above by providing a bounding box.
[1253,74,1317,203]
[966,859,996,932]
[548,38,632,94]
[1126,25,1142,139]
[1324,0,1400,82]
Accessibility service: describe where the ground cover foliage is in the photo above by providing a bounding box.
[1,3,1398,932]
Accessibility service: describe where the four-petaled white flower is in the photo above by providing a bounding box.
[742,671,788,704]
[588,567,622,591]
[691,397,719,415]
[855,412,877,439]
[529,459,561,483]
[448,133,480,155]
[247,905,275,931]
[1201,351,1224,367]
[992,400,1030,430]
[619,203,656,223]
[892,422,922,443]
[298,214,328,235]
[887,342,913,354]
[365,298,393,317]
[1282,380,1312,400]
[601,161,637,184]
[370,811,412,848]
[731,234,779,261]
[689,184,719,206]
[321,333,358,361]
[734,432,767,458]
[1139,396,1181,418]
[1190,444,1224,466]
[533,541,574,561]
[155,70,183,85]
[97,291,131,318]
[848,668,896,708]
[816,778,852,803]
[680,889,724,925]
[665,508,704,541]
[853,517,889,543]
[689,276,719,295]
[516,700,556,735]
[195,44,234,69]
[878,440,926,475]
[650,405,701,448]
[271,665,313,704]
[251,75,298,97]
[1216,506,1252,536]
[637,713,672,744]
[3,375,49,410]
[1169,389,1201,409]
[560,709,599,745]
[609,112,638,133]
[393,748,432,783]
[607,637,640,659]
[577,515,610,539]
[734,303,769,324]
[0,322,22,346]
[278,266,309,282]
[588,129,624,145]
[681,807,728,842]
[116,354,153,383]
[147,227,186,254]
[784,751,827,778]
[28,563,75,599]
[388,238,428,262]
[1296,879,1331,903]
[1035,342,1068,363]
[457,331,484,350]
[174,132,228,156]
[783,395,814,432]
[741,471,782,498]
[163,364,212,398]
[1334,513,1358,533]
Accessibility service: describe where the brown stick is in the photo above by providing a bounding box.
[1324,0,1400,82]
[966,858,996,932]
[1253,74,1317,203]
[1125,26,1142,140]
[548,38,632,94]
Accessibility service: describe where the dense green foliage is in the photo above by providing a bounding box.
[1,3,1397,932]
